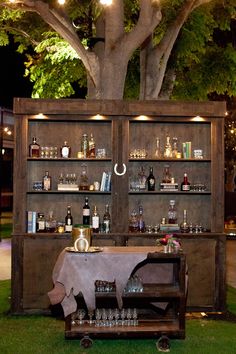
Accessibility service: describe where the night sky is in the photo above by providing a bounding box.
[0,42,33,110]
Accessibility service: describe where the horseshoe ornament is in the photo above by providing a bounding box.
[114,163,126,176]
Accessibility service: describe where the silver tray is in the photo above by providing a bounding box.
[65,246,103,253]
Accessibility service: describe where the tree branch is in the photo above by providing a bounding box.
[1,25,39,46]
[1,0,99,86]
[124,0,162,57]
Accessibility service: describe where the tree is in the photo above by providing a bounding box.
[0,0,235,100]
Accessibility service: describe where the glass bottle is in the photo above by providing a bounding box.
[138,205,145,233]
[162,164,172,183]
[180,209,190,233]
[29,137,40,158]
[42,171,52,191]
[181,172,190,191]
[172,137,178,158]
[83,197,90,225]
[36,213,45,232]
[147,166,155,191]
[65,205,73,233]
[168,200,177,224]
[79,164,89,190]
[138,166,147,191]
[164,134,172,158]
[88,133,96,158]
[81,134,89,158]
[102,204,111,233]
[92,205,100,233]
[46,211,57,232]
[155,137,161,158]
[60,141,71,158]
[129,209,139,233]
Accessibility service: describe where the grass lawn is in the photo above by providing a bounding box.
[0,280,236,354]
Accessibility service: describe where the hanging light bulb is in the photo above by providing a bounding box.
[100,0,113,5]
[58,0,66,5]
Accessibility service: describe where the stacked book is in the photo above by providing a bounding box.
[160,223,180,232]
[160,183,179,192]
[57,184,79,191]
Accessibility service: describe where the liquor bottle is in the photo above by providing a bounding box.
[83,197,90,225]
[79,164,89,190]
[180,209,190,233]
[147,166,155,191]
[81,134,89,158]
[155,137,161,158]
[65,205,73,233]
[88,133,96,158]
[92,205,100,233]
[60,141,71,158]
[138,205,145,233]
[102,204,111,233]
[42,171,52,191]
[162,164,172,183]
[36,213,46,232]
[138,166,147,191]
[29,137,40,158]
[168,200,177,224]
[45,211,57,232]
[164,134,172,158]
[181,172,190,191]
[172,137,178,158]
[129,209,139,233]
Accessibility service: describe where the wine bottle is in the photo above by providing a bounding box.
[92,205,100,233]
[65,205,73,233]
[147,166,155,191]
[181,172,190,191]
[102,204,111,233]
[83,197,90,225]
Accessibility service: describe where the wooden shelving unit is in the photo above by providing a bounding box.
[12,99,226,314]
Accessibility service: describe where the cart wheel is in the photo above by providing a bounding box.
[80,335,93,348]
[156,335,170,352]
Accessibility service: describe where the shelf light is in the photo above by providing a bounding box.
[91,114,106,120]
[135,115,151,121]
[34,113,47,119]
[191,116,205,122]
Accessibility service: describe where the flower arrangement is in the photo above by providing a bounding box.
[156,234,181,253]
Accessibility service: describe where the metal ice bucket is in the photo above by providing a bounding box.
[72,224,91,252]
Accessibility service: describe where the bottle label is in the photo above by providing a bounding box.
[182,185,190,191]
[61,146,69,158]
[65,224,72,232]
[83,209,90,216]
[38,220,45,230]
[43,179,51,190]
[92,216,99,229]
[149,178,155,186]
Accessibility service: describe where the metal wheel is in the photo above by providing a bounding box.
[156,334,170,352]
[80,335,93,348]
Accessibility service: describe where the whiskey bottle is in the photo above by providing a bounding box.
[83,197,90,225]
[60,141,71,158]
[29,137,40,158]
[181,172,190,191]
[65,205,73,233]
[102,204,111,233]
[79,164,89,190]
[88,133,96,158]
[42,171,52,191]
[46,211,57,232]
[147,166,155,191]
[162,164,172,183]
[36,213,46,232]
[180,209,190,233]
[168,200,177,224]
[92,205,100,233]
